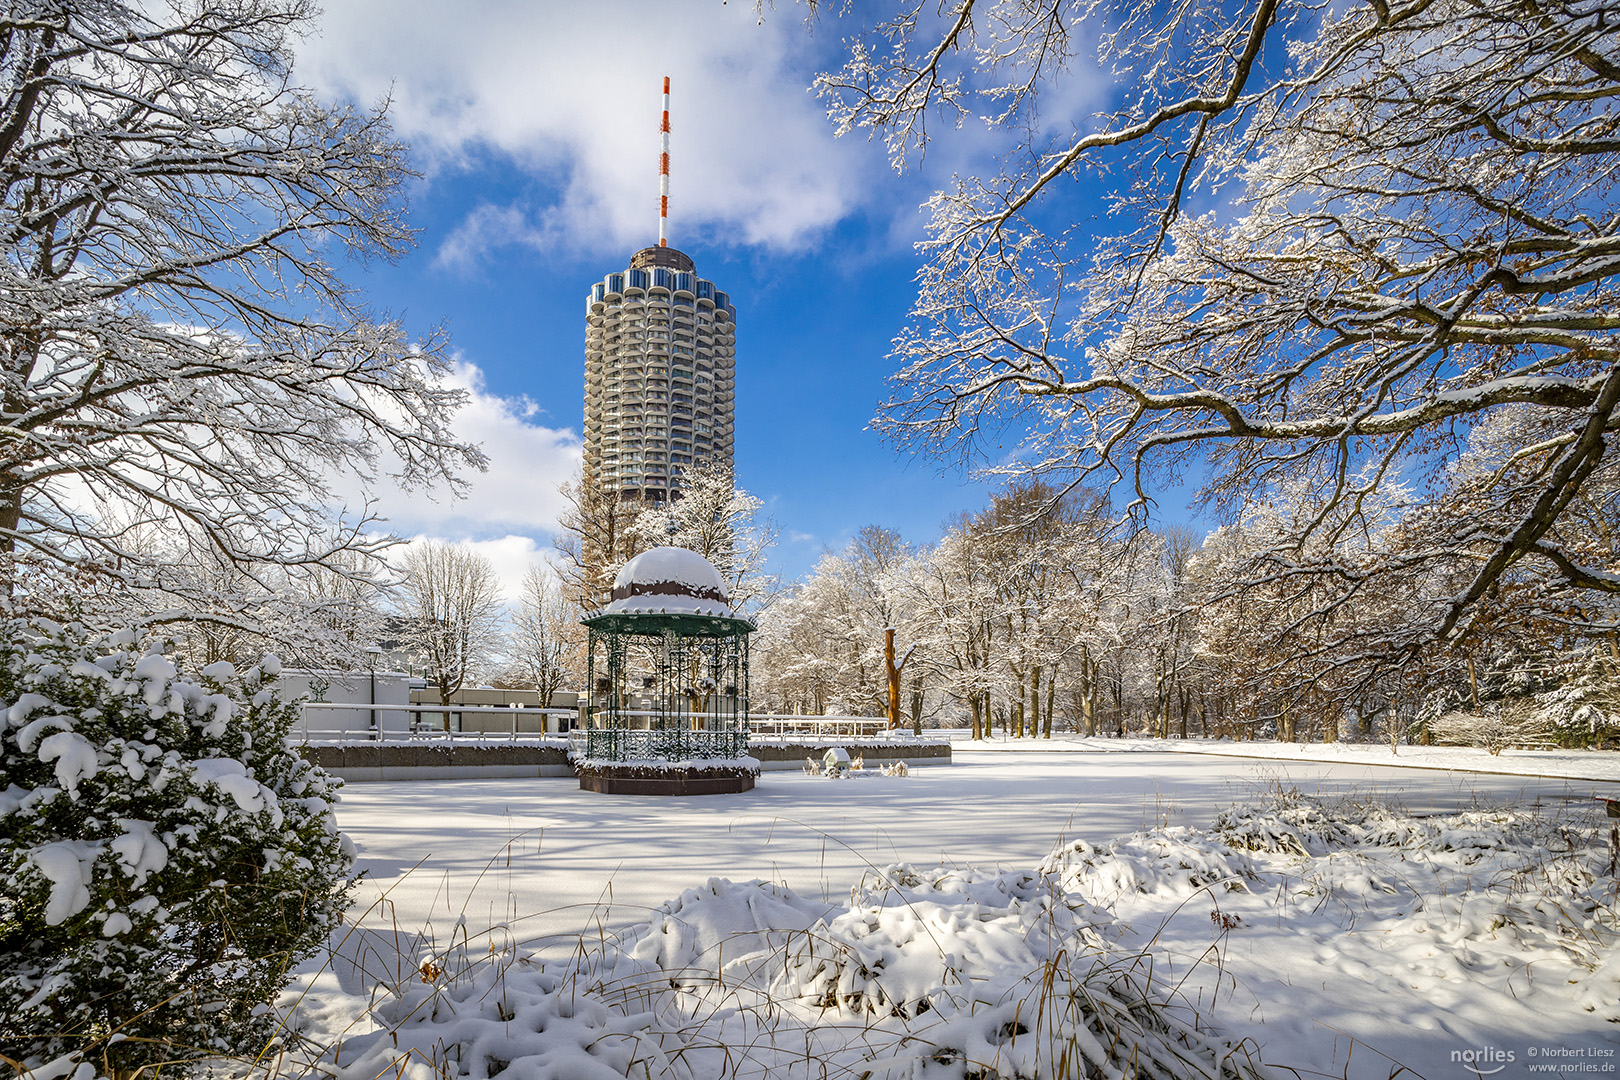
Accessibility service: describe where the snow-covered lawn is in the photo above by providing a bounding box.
[276,754,1619,1079]
[948,732,1620,782]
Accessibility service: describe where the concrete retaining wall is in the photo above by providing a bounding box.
[302,743,573,782]
[305,740,951,783]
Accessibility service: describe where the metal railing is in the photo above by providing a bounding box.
[295,702,578,744]
[580,727,749,762]
[749,714,889,738]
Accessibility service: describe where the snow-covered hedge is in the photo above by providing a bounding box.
[0,620,355,1076]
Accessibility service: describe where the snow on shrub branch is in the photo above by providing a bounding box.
[0,618,355,1077]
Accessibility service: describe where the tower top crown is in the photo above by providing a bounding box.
[629,246,694,273]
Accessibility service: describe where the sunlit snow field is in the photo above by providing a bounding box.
[332,750,1602,937]
[286,750,1620,1080]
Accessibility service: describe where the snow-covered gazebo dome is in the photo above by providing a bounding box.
[592,546,746,626]
[577,546,755,795]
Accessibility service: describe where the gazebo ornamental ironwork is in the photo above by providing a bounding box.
[580,546,753,763]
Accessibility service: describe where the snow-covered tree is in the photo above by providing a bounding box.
[752,527,913,717]
[16,520,391,674]
[1534,650,1620,747]
[0,1,480,626]
[96,541,387,676]
[819,0,1620,672]
[508,564,583,708]
[749,584,843,715]
[969,483,1085,739]
[395,542,505,706]
[557,463,777,616]
[0,620,353,1076]
[553,472,646,612]
[1185,484,1403,741]
[633,461,779,612]
[905,524,999,737]
[282,548,391,671]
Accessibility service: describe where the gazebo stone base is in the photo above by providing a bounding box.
[575,760,758,797]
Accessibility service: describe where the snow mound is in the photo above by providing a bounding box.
[1213,792,1354,855]
[1041,829,1257,905]
[333,963,664,1080]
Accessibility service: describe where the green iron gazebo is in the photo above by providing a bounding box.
[577,546,756,795]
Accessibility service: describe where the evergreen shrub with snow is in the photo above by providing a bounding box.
[0,620,354,1075]
[1537,660,1620,748]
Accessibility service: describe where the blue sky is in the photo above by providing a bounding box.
[298,1,1200,594]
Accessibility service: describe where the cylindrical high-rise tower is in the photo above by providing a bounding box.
[583,246,736,502]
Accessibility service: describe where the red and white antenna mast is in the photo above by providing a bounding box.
[658,76,671,248]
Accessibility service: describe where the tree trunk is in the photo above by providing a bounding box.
[884,627,902,729]
[0,480,19,600]
[1112,674,1124,737]
[1043,667,1056,738]
[1029,664,1041,739]
[1159,675,1168,738]
[1078,645,1095,736]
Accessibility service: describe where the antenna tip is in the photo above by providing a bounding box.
[663,76,670,93]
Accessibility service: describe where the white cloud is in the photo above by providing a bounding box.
[432,203,549,272]
[394,533,551,604]
[340,359,581,547]
[300,1,867,259]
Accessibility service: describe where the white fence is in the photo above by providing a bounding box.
[296,703,578,744]
[296,702,890,744]
[749,714,889,739]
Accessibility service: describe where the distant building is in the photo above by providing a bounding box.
[583,244,736,503]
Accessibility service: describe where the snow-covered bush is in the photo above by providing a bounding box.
[1215,790,1354,855]
[0,620,354,1076]
[1428,701,1558,754]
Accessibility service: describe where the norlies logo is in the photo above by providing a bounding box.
[1454,1047,1518,1076]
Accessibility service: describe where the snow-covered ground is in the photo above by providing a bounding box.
[274,754,1619,1080]
[326,752,1606,938]
[947,731,1620,781]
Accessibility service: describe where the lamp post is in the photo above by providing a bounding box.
[364,645,384,740]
